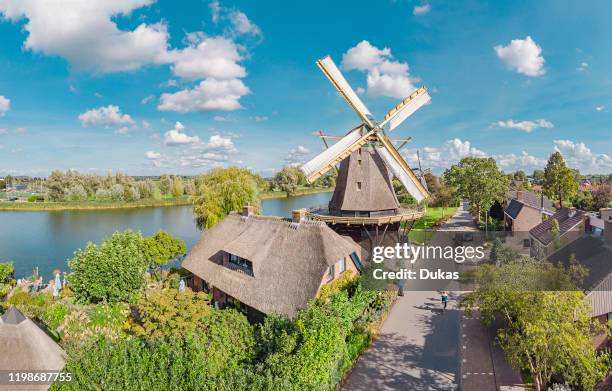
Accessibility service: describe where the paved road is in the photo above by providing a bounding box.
[341,204,477,390]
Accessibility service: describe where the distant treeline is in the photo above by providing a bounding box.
[45,171,194,202]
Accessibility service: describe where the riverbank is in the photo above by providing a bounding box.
[260,187,333,200]
[0,196,192,211]
[0,187,334,211]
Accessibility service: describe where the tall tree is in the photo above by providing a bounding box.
[142,230,186,279]
[543,152,578,208]
[444,157,509,222]
[273,167,305,196]
[192,167,260,229]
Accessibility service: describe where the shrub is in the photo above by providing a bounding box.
[132,288,211,339]
[94,188,112,201]
[68,230,147,303]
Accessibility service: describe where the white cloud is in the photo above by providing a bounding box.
[413,4,431,16]
[158,78,250,113]
[595,106,604,111]
[141,120,151,129]
[284,145,311,165]
[166,37,246,81]
[342,40,417,99]
[496,119,553,133]
[164,121,200,145]
[115,126,129,135]
[553,139,612,174]
[0,0,169,73]
[494,36,545,77]
[577,62,588,72]
[209,0,221,23]
[141,95,155,105]
[253,115,268,122]
[145,150,162,159]
[229,10,262,36]
[177,134,237,167]
[0,95,10,116]
[495,151,547,171]
[78,105,135,128]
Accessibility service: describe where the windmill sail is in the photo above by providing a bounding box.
[301,128,373,183]
[316,56,375,128]
[380,87,431,132]
[375,135,430,203]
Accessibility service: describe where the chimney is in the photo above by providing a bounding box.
[242,204,254,217]
[604,220,612,247]
[292,208,307,223]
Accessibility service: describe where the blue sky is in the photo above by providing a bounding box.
[0,0,611,176]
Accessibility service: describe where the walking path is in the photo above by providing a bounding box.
[341,204,475,390]
[342,202,524,391]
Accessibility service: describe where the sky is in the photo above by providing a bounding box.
[0,0,611,177]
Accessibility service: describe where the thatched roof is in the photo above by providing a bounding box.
[330,148,399,212]
[0,306,66,377]
[530,208,585,246]
[182,213,362,317]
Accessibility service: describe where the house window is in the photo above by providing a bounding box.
[356,181,362,191]
[326,264,335,282]
[229,253,253,274]
[339,258,346,273]
[357,159,362,166]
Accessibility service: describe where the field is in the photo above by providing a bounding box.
[408,206,458,243]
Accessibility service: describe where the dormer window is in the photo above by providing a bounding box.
[356,181,362,191]
[339,258,346,274]
[229,253,253,275]
[326,264,335,282]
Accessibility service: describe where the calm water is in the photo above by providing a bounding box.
[0,191,332,278]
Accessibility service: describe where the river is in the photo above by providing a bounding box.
[0,191,332,279]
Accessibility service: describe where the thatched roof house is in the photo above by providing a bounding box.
[182,208,363,319]
[0,306,65,390]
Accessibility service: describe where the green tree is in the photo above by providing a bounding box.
[543,152,578,208]
[132,288,211,339]
[159,174,173,196]
[171,176,185,197]
[0,261,15,298]
[463,258,610,391]
[532,169,545,184]
[273,166,304,196]
[592,186,611,210]
[68,230,147,303]
[192,167,260,229]
[142,230,186,279]
[444,157,509,222]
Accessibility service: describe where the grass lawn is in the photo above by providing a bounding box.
[408,206,458,243]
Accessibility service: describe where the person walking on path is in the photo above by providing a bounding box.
[441,291,449,310]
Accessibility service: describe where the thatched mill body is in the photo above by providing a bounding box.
[299,56,432,250]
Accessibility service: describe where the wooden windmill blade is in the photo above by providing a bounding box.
[316,56,375,128]
[301,128,374,183]
[374,133,430,202]
[379,87,431,132]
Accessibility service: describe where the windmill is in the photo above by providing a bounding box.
[300,55,432,247]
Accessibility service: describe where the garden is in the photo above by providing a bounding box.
[0,229,396,390]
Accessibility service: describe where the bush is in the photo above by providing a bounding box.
[110,184,124,201]
[94,188,112,201]
[43,303,70,330]
[132,288,211,339]
[27,195,45,202]
[65,184,88,202]
[68,230,147,303]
